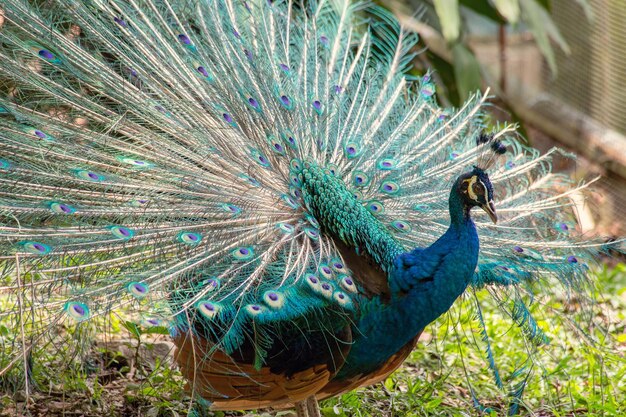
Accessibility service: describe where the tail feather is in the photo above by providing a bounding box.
[0,0,621,403]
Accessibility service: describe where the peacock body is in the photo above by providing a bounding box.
[0,0,619,414]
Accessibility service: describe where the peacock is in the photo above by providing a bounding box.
[0,0,621,415]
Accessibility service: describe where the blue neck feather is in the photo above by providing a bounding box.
[337,184,480,378]
[299,164,479,378]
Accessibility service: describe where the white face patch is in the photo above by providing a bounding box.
[478,180,488,202]
[465,176,478,201]
[464,176,487,203]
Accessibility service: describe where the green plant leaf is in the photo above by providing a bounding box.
[451,43,482,101]
[140,387,159,397]
[460,0,505,23]
[122,320,142,339]
[519,0,569,74]
[143,325,170,335]
[433,0,461,42]
[492,0,520,23]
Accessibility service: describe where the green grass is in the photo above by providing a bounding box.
[322,264,626,417]
[1,264,625,417]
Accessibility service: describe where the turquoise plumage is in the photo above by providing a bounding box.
[0,0,620,415]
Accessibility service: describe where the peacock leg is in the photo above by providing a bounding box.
[295,400,310,417]
[306,396,321,417]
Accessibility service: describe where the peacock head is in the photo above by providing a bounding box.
[456,167,497,224]
[452,133,507,224]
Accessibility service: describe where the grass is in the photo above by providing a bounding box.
[323,264,626,417]
[1,264,625,417]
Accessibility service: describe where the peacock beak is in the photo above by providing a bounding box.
[481,201,497,224]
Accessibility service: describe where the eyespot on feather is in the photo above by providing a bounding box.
[142,317,162,327]
[201,278,220,292]
[250,149,271,168]
[220,203,242,217]
[344,143,361,159]
[245,304,265,316]
[263,291,286,309]
[318,264,333,279]
[391,220,411,233]
[331,259,348,274]
[281,130,298,149]
[512,246,544,260]
[47,201,76,214]
[109,225,135,240]
[23,127,56,142]
[128,282,149,298]
[353,171,370,187]
[65,302,90,321]
[339,275,358,293]
[304,227,319,240]
[333,291,353,309]
[178,231,202,245]
[197,300,220,319]
[366,201,385,214]
[74,169,106,182]
[19,241,51,255]
[380,181,400,195]
[320,282,334,299]
[305,214,320,228]
[304,273,322,293]
[290,159,302,172]
[281,194,299,209]
[129,199,149,207]
[117,156,155,169]
[233,246,254,261]
[277,222,295,234]
[312,99,323,115]
[378,158,398,170]
[239,173,260,187]
[267,135,286,155]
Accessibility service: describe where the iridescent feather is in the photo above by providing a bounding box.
[0,0,622,413]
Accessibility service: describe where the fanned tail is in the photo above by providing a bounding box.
[0,0,621,406]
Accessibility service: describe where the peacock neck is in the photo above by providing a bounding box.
[336,186,480,378]
[393,186,478,325]
[300,161,480,378]
[448,182,472,227]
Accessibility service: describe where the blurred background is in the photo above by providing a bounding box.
[382,0,626,238]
